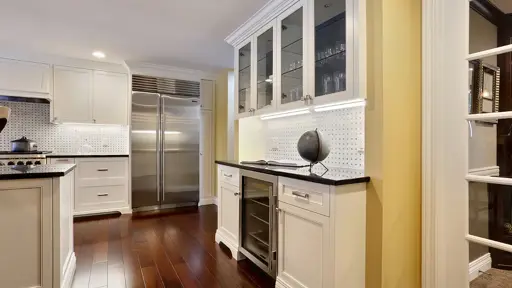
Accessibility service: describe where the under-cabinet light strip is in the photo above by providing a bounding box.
[260,108,310,120]
[313,99,366,112]
[132,130,181,134]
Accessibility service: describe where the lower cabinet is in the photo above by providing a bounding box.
[277,201,332,288]
[215,165,242,259]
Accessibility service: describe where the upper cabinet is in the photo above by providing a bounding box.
[0,58,52,100]
[228,0,363,119]
[92,71,129,125]
[200,79,215,110]
[53,66,129,125]
[53,66,93,123]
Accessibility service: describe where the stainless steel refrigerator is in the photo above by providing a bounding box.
[131,76,200,211]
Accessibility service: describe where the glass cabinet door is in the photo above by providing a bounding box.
[241,176,272,266]
[256,24,275,112]
[278,4,305,107]
[312,0,347,99]
[237,42,252,114]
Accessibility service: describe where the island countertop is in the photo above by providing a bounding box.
[215,160,370,186]
[0,164,76,180]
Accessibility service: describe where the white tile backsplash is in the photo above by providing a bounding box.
[0,101,129,154]
[264,106,364,169]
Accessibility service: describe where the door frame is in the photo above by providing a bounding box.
[422,0,469,287]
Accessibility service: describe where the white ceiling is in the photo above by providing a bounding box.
[491,0,512,13]
[0,0,269,71]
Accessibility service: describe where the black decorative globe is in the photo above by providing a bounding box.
[297,129,330,164]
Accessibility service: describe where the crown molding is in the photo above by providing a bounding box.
[225,0,298,48]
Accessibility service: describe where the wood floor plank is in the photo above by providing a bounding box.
[89,261,108,288]
[141,266,165,288]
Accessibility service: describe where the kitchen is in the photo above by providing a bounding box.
[0,0,423,288]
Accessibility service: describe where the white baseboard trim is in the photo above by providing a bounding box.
[62,252,76,288]
[469,252,492,281]
[276,277,293,288]
[198,197,217,206]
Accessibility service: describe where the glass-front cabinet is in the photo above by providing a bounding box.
[235,39,253,118]
[277,3,306,110]
[231,0,358,118]
[255,22,277,114]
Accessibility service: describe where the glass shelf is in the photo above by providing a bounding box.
[282,66,303,79]
[282,38,303,56]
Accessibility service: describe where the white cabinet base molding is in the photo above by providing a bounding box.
[198,196,217,206]
[215,230,245,261]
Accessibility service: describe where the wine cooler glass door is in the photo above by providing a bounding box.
[240,171,276,274]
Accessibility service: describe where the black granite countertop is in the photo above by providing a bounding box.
[0,164,76,180]
[47,154,129,158]
[215,160,370,186]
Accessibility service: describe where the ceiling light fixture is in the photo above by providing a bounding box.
[92,51,106,59]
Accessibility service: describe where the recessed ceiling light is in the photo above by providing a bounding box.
[92,51,106,59]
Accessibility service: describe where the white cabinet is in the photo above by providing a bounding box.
[74,157,130,215]
[200,79,215,110]
[0,173,75,288]
[0,58,51,100]
[277,201,331,288]
[200,110,214,204]
[215,165,243,260]
[228,0,363,118]
[93,71,129,125]
[53,66,93,123]
[53,66,129,125]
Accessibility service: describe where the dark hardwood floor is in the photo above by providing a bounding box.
[72,205,275,288]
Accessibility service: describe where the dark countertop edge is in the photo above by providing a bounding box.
[47,154,129,158]
[215,160,370,186]
[0,164,76,180]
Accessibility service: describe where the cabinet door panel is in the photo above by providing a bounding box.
[0,58,50,95]
[200,79,214,110]
[235,38,254,118]
[200,110,213,200]
[277,1,307,110]
[278,201,331,288]
[255,21,277,114]
[219,182,240,242]
[53,66,93,123]
[93,71,128,125]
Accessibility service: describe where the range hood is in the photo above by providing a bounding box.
[0,95,50,104]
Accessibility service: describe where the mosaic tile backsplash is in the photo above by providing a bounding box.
[0,101,129,154]
[264,105,364,169]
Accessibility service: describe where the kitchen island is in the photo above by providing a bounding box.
[0,164,76,288]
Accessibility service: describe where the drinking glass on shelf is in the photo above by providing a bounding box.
[297,86,303,99]
[289,88,297,101]
[322,74,333,94]
[325,46,334,58]
[289,61,296,71]
[297,59,303,68]
[333,71,342,92]
[317,51,325,61]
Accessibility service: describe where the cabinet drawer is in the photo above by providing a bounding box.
[49,158,74,164]
[75,185,127,210]
[278,177,330,217]
[76,159,126,180]
[218,165,239,187]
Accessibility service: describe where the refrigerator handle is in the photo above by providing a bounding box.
[161,100,166,202]
[156,98,161,203]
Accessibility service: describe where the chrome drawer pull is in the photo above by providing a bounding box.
[224,173,232,178]
[97,193,109,197]
[97,168,109,172]
[56,159,69,162]
[292,191,309,199]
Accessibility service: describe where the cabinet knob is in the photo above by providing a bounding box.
[276,207,281,212]
[234,192,240,196]
[93,119,97,123]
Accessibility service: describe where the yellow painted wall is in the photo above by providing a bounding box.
[214,69,233,196]
[365,0,422,287]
